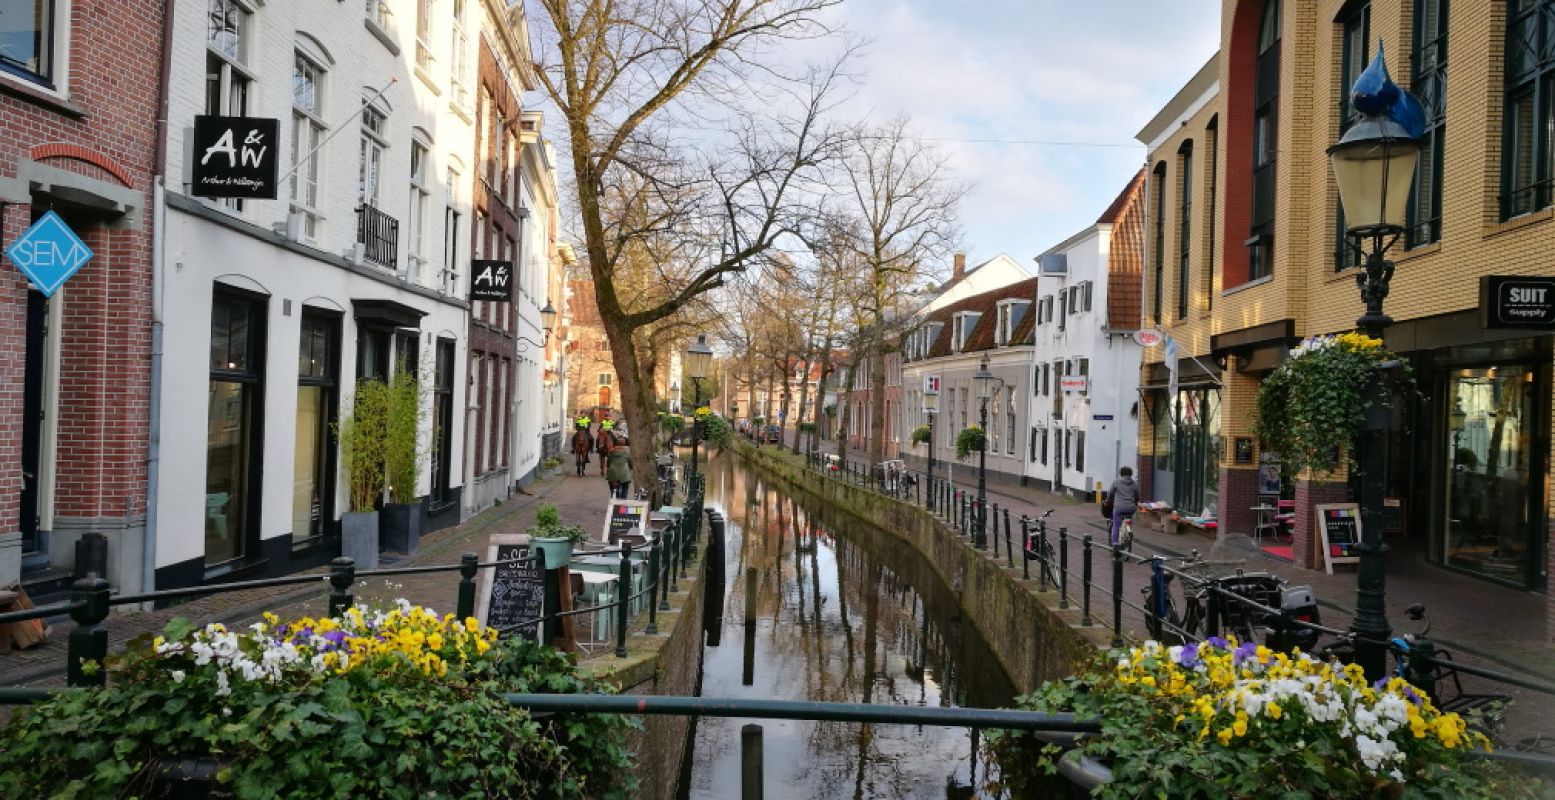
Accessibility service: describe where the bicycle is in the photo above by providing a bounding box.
[1140,554,1311,648]
[1388,605,1509,733]
[1117,514,1134,554]
[1022,509,1058,586]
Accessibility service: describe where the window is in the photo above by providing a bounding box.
[408,141,432,283]
[291,52,327,240]
[1037,296,1053,325]
[996,300,1030,345]
[1409,0,1447,243]
[366,0,393,33]
[1152,162,1167,320]
[430,339,456,506]
[953,312,980,351]
[293,312,339,544]
[207,0,255,212]
[1076,430,1086,473]
[1081,281,1093,311]
[449,0,471,107]
[207,289,266,566]
[1063,429,1072,468]
[1036,426,1048,465]
[1249,0,1280,280]
[0,0,59,86]
[357,326,390,381]
[1005,387,1016,455]
[359,103,388,205]
[1204,118,1219,311]
[1335,4,1370,270]
[1178,142,1193,318]
[598,372,612,386]
[415,0,434,73]
[1058,289,1068,332]
[442,166,461,296]
[1041,362,1050,396]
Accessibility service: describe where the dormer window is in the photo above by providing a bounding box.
[952,312,980,352]
[996,300,1031,346]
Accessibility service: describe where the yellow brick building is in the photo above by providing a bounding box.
[1138,0,1553,628]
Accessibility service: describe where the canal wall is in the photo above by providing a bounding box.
[736,442,1109,694]
[579,542,707,800]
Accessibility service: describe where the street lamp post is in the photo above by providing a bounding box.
[1327,50,1423,680]
[924,391,939,512]
[685,335,714,480]
[973,355,1004,551]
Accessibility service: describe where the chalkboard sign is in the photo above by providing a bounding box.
[601,499,650,544]
[475,534,544,642]
[1315,503,1362,575]
[1382,497,1407,537]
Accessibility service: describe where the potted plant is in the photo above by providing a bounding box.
[0,603,638,797]
[381,371,429,554]
[529,503,588,569]
[337,379,391,569]
[910,425,931,447]
[990,638,1527,799]
[954,425,986,461]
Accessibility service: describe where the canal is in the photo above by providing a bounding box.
[684,453,1018,799]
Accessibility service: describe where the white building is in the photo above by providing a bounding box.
[151,0,530,587]
[1025,173,1147,499]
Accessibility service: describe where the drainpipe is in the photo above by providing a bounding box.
[142,0,178,597]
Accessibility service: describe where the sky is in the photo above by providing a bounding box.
[829,0,1220,270]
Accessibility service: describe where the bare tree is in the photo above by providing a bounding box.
[528,0,850,493]
[832,118,966,467]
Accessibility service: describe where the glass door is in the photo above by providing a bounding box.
[1442,365,1540,585]
[206,291,265,566]
[293,312,338,544]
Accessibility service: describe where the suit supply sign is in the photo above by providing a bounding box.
[191,115,279,199]
[1481,275,1555,330]
[470,260,513,302]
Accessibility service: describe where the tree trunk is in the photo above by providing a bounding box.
[867,347,887,467]
[598,311,662,504]
[837,358,858,467]
[790,347,814,455]
[811,347,832,454]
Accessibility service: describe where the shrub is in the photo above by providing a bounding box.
[910,425,931,446]
[0,603,637,799]
[954,426,986,460]
[990,638,1535,799]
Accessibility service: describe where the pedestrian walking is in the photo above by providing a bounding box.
[570,417,594,476]
[1106,466,1139,547]
[596,420,616,477]
[606,436,633,499]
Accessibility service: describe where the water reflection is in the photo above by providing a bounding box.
[686,454,1016,799]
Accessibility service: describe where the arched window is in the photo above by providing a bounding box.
[1248,0,1280,281]
[1204,116,1218,311]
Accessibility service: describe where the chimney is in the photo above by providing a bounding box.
[953,252,966,280]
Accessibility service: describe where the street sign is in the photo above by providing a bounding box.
[1092,414,1114,421]
[190,115,279,199]
[5,211,93,297]
[1480,276,1555,329]
[470,260,513,301]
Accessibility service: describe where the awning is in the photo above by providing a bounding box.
[352,298,427,328]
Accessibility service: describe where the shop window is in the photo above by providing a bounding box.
[1408,0,1447,246]
[207,289,266,567]
[430,340,455,506]
[293,312,338,545]
[1503,0,1555,218]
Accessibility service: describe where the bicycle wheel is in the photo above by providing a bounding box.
[1143,580,1184,643]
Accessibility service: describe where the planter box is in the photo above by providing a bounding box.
[531,536,574,570]
[381,502,423,554]
[341,510,380,570]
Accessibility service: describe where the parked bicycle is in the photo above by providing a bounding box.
[1023,509,1058,585]
[1141,552,1321,652]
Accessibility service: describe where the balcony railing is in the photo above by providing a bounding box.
[356,204,400,270]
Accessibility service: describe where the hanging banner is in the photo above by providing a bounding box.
[469,260,513,302]
[190,115,279,199]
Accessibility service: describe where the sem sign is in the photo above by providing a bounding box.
[470,260,513,302]
[1480,276,1555,329]
[190,115,280,199]
[5,211,93,297]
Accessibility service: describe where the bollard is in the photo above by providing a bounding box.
[1020,518,1031,581]
[328,556,356,617]
[1004,508,1015,568]
[1058,527,1069,609]
[66,574,111,687]
[741,724,765,800]
[456,552,479,620]
[1037,520,1049,592]
[615,540,634,658]
[1081,535,1094,627]
[645,537,661,635]
[1111,544,1125,648]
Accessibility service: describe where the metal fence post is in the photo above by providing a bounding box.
[646,537,661,635]
[328,557,356,617]
[670,522,681,593]
[1205,586,1222,638]
[1004,508,1015,568]
[1111,544,1125,648]
[986,502,998,552]
[1020,517,1030,581]
[1057,527,1069,610]
[456,552,479,620]
[615,541,634,657]
[660,528,673,611]
[66,575,111,687]
[1037,520,1049,592]
[1081,535,1094,627]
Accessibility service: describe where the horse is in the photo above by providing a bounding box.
[570,428,593,476]
[596,429,615,476]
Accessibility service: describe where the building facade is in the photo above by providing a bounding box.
[1140,2,1553,630]
[564,278,616,420]
[0,1,165,595]
[1026,173,1147,499]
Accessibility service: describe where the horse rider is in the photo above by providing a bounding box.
[596,419,617,477]
[570,416,594,476]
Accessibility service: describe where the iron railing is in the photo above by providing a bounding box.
[356,203,399,269]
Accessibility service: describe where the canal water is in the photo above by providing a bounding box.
[684,454,1018,799]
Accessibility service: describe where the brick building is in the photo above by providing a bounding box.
[0,2,165,595]
[1138,1,1553,634]
[564,278,617,419]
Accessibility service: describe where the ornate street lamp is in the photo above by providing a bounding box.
[924,389,939,512]
[973,354,1003,550]
[685,334,714,479]
[516,300,559,351]
[1327,47,1423,680]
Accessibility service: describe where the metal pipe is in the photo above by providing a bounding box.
[1058,527,1069,609]
[1081,535,1093,627]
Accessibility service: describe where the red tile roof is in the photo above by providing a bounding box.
[911,277,1039,359]
[1105,169,1147,330]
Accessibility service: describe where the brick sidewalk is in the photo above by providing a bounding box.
[1,467,619,689]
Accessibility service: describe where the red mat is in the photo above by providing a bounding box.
[1261,544,1294,561]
